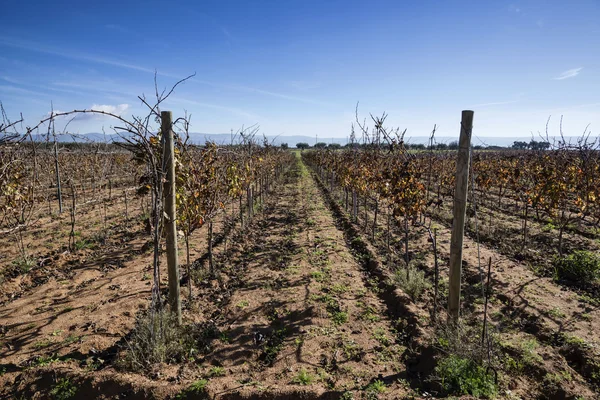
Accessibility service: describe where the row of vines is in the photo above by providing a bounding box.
[303,133,600,293]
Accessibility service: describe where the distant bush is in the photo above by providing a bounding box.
[553,250,600,286]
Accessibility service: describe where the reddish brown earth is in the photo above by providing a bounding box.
[1,154,599,399]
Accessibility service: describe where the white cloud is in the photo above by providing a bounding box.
[90,103,129,115]
[554,67,583,80]
[45,104,129,121]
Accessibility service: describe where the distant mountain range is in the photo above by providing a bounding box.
[27,132,590,148]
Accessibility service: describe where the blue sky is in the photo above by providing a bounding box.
[0,0,598,142]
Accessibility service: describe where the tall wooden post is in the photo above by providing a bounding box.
[162,111,182,324]
[448,110,473,323]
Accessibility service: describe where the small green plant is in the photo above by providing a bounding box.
[11,255,36,274]
[175,379,208,399]
[331,283,349,294]
[331,311,348,325]
[50,378,77,400]
[33,339,53,350]
[365,379,386,394]
[64,335,81,345]
[434,355,497,397]
[548,307,565,318]
[311,270,326,282]
[392,265,430,301]
[554,251,600,286]
[236,300,249,309]
[372,328,391,346]
[520,338,543,367]
[542,222,556,232]
[260,329,287,365]
[357,301,380,322]
[32,353,61,367]
[208,366,225,377]
[291,368,314,385]
[340,392,354,400]
[219,331,231,343]
[74,239,95,250]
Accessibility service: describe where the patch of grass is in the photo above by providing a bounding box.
[74,239,95,250]
[311,270,327,282]
[219,331,231,343]
[340,392,354,400]
[31,353,61,367]
[366,278,382,294]
[207,366,225,377]
[365,379,386,394]
[236,300,249,309]
[291,368,314,385]
[372,328,391,346]
[520,338,543,367]
[50,378,77,400]
[557,332,587,348]
[11,255,36,274]
[120,309,198,371]
[341,339,364,361]
[548,307,565,318]
[434,354,497,398]
[331,283,349,294]
[580,313,592,322]
[357,301,380,322]
[392,264,430,301]
[542,222,556,232]
[310,292,346,322]
[33,339,53,350]
[578,293,600,307]
[64,335,81,345]
[175,379,209,399]
[554,250,600,287]
[260,328,287,366]
[331,311,348,325]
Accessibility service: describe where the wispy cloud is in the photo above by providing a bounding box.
[1,37,332,107]
[286,80,322,91]
[554,67,583,80]
[0,37,167,76]
[169,97,261,121]
[470,99,521,108]
[0,84,52,98]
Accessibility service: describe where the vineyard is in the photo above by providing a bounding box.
[0,104,599,400]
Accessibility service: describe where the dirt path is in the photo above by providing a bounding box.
[190,155,410,398]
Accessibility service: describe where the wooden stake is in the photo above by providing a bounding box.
[448,110,473,323]
[162,111,181,325]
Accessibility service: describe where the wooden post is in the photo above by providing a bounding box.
[162,111,182,325]
[54,135,63,214]
[448,110,473,323]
